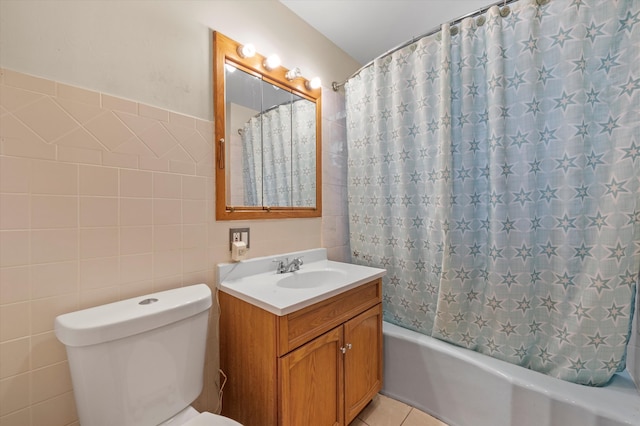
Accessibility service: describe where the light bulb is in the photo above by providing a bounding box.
[264,54,281,71]
[306,77,322,90]
[285,67,302,81]
[237,43,256,58]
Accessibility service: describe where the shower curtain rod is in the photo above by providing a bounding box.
[332,0,543,91]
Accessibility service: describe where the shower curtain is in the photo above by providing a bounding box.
[242,100,317,206]
[346,0,639,385]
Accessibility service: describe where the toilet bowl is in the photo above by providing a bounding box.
[160,407,241,426]
[55,284,242,426]
[182,413,242,426]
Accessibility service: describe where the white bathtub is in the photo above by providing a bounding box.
[382,322,640,426]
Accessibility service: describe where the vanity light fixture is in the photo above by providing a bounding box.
[306,77,322,90]
[285,67,302,81]
[263,54,281,71]
[237,43,256,58]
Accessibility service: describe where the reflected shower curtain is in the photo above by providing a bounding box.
[291,99,317,207]
[242,103,292,206]
[346,0,639,385]
[242,100,316,206]
[242,114,262,206]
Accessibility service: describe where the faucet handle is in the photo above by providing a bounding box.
[290,256,304,272]
[272,258,286,273]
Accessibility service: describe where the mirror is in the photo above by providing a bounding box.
[213,31,322,220]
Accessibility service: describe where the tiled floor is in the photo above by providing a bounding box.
[350,394,448,426]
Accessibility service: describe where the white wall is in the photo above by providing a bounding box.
[0,0,359,120]
[0,1,355,424]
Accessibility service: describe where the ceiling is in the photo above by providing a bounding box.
[280,0,496,65]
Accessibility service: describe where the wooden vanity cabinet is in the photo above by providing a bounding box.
[279,325,344,426]
[219,278,383,426]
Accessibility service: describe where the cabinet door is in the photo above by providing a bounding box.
[279,326,344,426]
[343,303,383,424]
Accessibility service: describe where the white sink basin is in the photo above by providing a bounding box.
[276,269,347,289]
[217,248,386,315]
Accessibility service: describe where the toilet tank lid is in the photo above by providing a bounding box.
[55,284,212,347]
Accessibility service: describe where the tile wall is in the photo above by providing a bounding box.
[321,88,350,263]
[0,68,348,425]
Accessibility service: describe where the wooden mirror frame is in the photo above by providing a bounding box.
[213,31,322,220]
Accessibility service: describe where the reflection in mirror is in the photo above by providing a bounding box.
[239,90,317,208]
[225,65,262,207]
[290,96,316,207]
[243,82,293,207]
[214,31,322,220]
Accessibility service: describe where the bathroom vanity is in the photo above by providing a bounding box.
[217,249,385,426]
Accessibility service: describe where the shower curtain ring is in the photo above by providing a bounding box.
[500,0,510,17]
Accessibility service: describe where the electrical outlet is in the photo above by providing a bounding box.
[229,228,250,250]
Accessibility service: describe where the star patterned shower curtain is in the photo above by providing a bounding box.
[242,99,317,207]
[345,0,639,385]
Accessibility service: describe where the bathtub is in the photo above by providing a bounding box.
[382,321,640,426]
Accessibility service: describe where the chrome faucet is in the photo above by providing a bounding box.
[273,257,304,274]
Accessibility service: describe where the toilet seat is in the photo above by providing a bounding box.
[182,412,243,426]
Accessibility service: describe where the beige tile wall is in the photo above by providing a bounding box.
[0,68,342,425]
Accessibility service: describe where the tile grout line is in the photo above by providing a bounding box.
[399,407,413,426]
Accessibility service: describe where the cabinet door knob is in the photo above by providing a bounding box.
[340,343,352,354]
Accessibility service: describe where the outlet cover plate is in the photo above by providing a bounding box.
[229,227,250,250]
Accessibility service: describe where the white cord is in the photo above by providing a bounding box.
[215,287,226,414]
[217,368,228,415]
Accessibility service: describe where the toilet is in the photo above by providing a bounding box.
[55,284,242,426]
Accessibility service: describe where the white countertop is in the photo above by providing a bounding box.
[217,248,386,316]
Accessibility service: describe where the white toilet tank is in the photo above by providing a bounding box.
[55,284,212,426]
